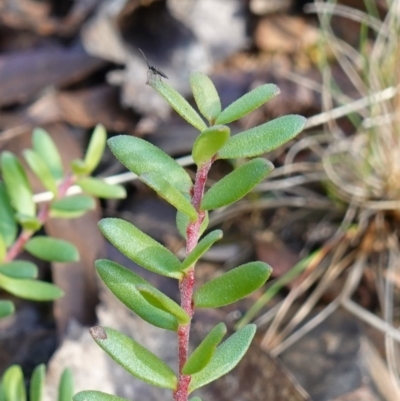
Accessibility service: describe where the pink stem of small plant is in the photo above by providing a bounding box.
[174,160,213,401]
[4,174,75,263]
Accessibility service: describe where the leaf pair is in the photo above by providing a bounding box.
[99,219,272,309]
[74,323,255,400]
[152,72,281,129]
[96,259,188,331]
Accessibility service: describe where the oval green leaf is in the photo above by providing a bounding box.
[0,261,38,279]
[1,151,35,217]
[99,218,182,279]
[194,262,272,308]
[183,323,227,375]
[189,325,256,392]
[0,182,17,246]
[190,398,202,401]
[77,177,126,199]
[32,128,64,180]
[30,364,45,401]
[108,135,193,194]
[140,172,197,221]
[58,368,74,401]
[190,72,221,122]
[51,195,95,213]
[218,115,307,159]
[215,84,280,125]
[96,259,186,330]
[192,125,230,166]
[24,236,79,262]
[89,326,177,389]
[180,230,223,271]
[83,124,107,174]
[0,273,64,300]
[74,391,130,401]
[0,300,15,318]
[23,149,57,194]
[2,365,26,401]
[149,79,207,132]
[176,209,209,240]
[201,158,274,210]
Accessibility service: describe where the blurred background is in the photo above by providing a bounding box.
[0,0,399,400]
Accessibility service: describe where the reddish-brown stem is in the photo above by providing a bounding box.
[174,161,213,401]
[4,174,75,263]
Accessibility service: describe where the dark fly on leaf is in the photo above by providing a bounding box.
[138,48,168,84]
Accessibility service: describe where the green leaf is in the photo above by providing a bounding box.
[215,84,280,125]
[58,368,73,401]
[176,210,209,240]
[1,151,35,217]
[83,124,107,174]
[74,391,130,401]
[24,236,79,262]
[96,259,188,331]
[99,218,182,279]
[190,398,202,401]
[23,149,57,194]
[51,195,95,213]
[0,182,17,246]
[189,325,256,392]
[108,135,193,194]
[0,261,38,279]
[190,72,221,122]
[149,79,207,132]
[183,323,227,375]
[180,230,223,271]
[0,273,64,300]
[192,125,230,166]
[0,300,14,318]
[194,262,272,308]
[77,177,126,199]
[140,172,197,221]
[30,364,45,401]
[32,128,64,180]
[218,115,307,159]
[15,214,42,231]
[2,365,26,401]
[89,326,177,389]
[201,158,274,210]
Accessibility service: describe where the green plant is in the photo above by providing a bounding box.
[0,125,126,318]
[0,364,73,401]
[74,73,306,401]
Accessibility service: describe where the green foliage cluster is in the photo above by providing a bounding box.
[0,126,126,318]
[0,364,73,401]
[74,72,306,401]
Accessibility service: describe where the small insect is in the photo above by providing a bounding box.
[138,48,168,84]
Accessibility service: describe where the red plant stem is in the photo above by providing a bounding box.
[4,174,75,263]
[174,161,213,401]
